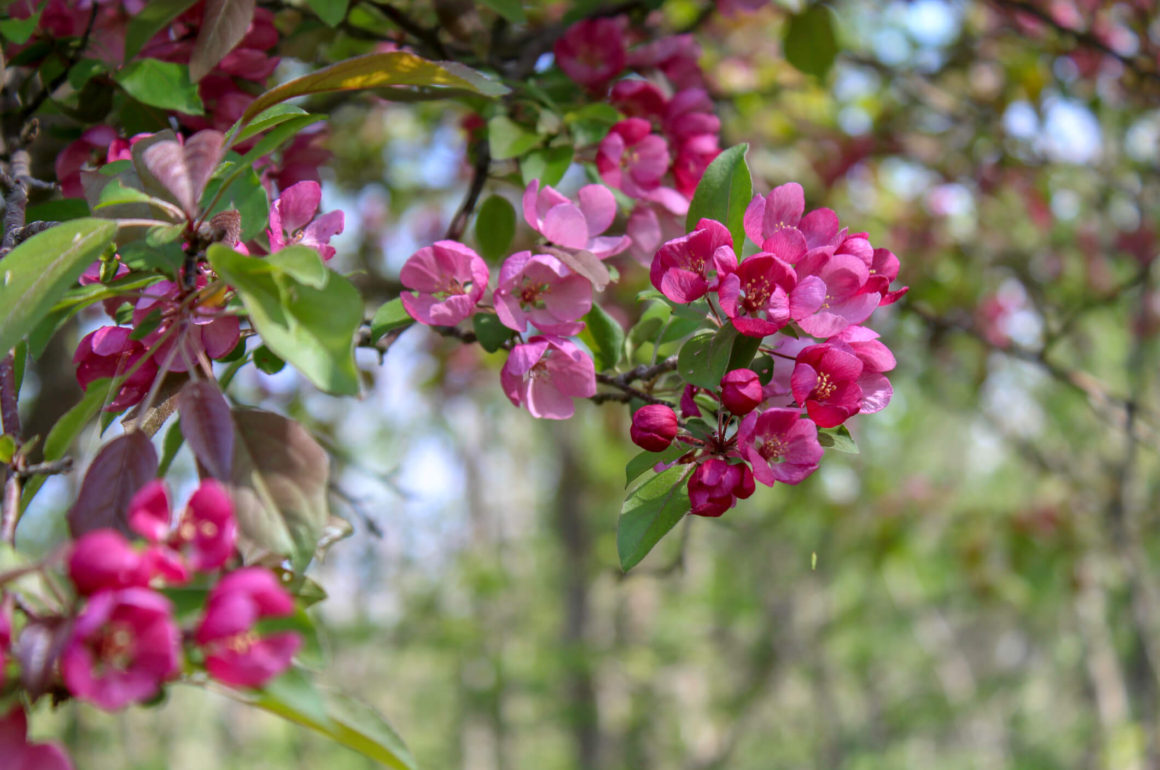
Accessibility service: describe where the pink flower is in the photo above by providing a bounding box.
[0,598,10,681]
[791,245,880,338]
[626,197,688,265]
[672,132,720,199]
[737,408,823,485]
[663,89,721,144]
[720,369,763,415]
[597,119,671,199]
[687,458,754,517]
[650,218,737,303]
[522,181,630,258]
[133,280,241,373]
[493,252,592,336]
[195,568,301,688]
[68,530,152,596]
[553,17,626,91]
[743,183,842,254]
[55,125,118,198]
[718,253,797,337]
[73,327,159,412]
[129,480,238,573]
[866,247,908,306]
[834,327,895,415]
[627,34,705,90]
[790,344,864,428]
[61,588,181,710]
[400,241,489,326]
[267,181,345,261]
[0,708,74,770]
[501,337,596,420]
[630,404,679,452]
[610,79,668,123]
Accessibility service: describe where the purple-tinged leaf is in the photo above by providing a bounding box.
[548,247,610,292]
[184,130,225,208]
[190,0,256,82]
[68,432,159,537]
[14,617,72,700]
[142,141,194,218]
[179,381,234,481]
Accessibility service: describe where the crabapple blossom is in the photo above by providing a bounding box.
[650,218,737,303]
[792,246,881,338]
[61,588,181,710]
[720,369,763,415]
[687,459,754,517]
[493,251,593,336]
[522,181,631,258]
[790,344,865,428]
[195,568,302,688]
[597,119,671,199]
[501,337,596,420]
[737,408,824,485]
[68,530,151,596]
[610,79,668,123]
[743,183,842,255]
[400,241,490,326]
[553,17,627,91]
[129,480,239,573]
[267,181,345,260]
[132,279,241,373]
[630,405,679,452]
[0,708,73,770]
[73,326,160,412]
[718,253,797,337]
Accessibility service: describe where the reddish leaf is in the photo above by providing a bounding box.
[13,617,72,701]
[549,247,610,291]
[190,0,256,82]
[68,432,159,537]
[139,130,224,219]
[184,130,225,207]
[179,381,234,481]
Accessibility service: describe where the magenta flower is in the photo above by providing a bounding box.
[132,279,241,373]
[626,197,688,266]
[630,404,679,452]
[400,241,490,326]
[522,181,630,259]
[55,125,117,198]
[672,132,720,199]
[866,247,908,306]
[68,530,152,596]
[650,218,737,304]
[0,708,74,770]
[0,598,10,681]
[553,17,626,91]
[627,34,704,90]
[610,79,669,123]
[790,344,864,428]
[493,251,592,336]
[501,337,596,420]
[737,408,824,485]
[61,588,181,710]
[663,89,721,144]
[791,246,880,338]
[267,181,345,260]
[743,183,843,256]
[717,253,797,337]
[720,369,763,416]
[73,327,160,412]
[597,119,671,199]
[687,458,754,517]
[195,568,302,689]
[834,327,895,415]
[129,479,238,573]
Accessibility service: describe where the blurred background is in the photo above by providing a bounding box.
[19,0,1160,767]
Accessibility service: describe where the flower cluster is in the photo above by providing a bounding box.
[631,183,905,516]
[0,480,299,727]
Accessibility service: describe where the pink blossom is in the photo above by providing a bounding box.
[687,458,754,517]
[61,588,181,710]
[790,344,864,428]
[129,480,238,573]
[627,34,705,90]
[400,241,490,326]
[553,17,627,91]
[73,326,160,412]
[737,408,823,485]
[133,280,241,373]
[501,337,596,420]
[662,89,721,144]
[718,253,797,337]
[0,598,10,681]
[834,327,895,414]
[55,125,118,198]
[522,181,630,258]
[720,369,763,415]
[195,568,301,688]
[0,708,74,770]
[68,530,152,596]
[743,183,841,254]
[493,251,592,336]
[630,404,679,452]
[867,247,908,305]
[791,246,880,338]
[672,132,720,199]
[268,181,345,260]
[610,79,668,123]
[626,198,688,265]
[597,119,671,199]
[650,218,737,303]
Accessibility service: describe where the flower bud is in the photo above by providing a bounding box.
[720,368,763,415]
[630,404,679,452]
[687,458,752,517]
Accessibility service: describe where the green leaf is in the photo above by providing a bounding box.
[190,0,255,82]
[472,313,514,353]
[617,465,693,571]
[224,668,417,770]
[783,4,838,79]
[0,435,15,464]
[479,0,525,23]
[158,418,185,477]
[578,303,625,372]
[488,116,539,161]
[67,59,106,91]
[307,0,349,26]
[0,218,117,356]
[728,331,763,371]
[253,345,286,375]
[227,104,311,148]
[234,52,507,138]
[0,7,40,43]
[625,443,687,487]
[677,326,738,390]
[123,0,199,60]
[207,245,362,396]
[818,425,859,454]
[686,144,751,257]
[474,195,516,262]
[521,145,573,187]
[200,162,270,242]
[565,103,621,147]
[370,298,414,341]
[114,59,205,115]
[229,408,330,570]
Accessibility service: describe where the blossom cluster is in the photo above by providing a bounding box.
[0,481,300,767]
[633,182,905,516]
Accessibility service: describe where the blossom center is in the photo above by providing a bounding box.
[741,277,771,313]
[518,280,551,309]
[94,622,136,671]
[814,372,836,400]
[758,436,786,461]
